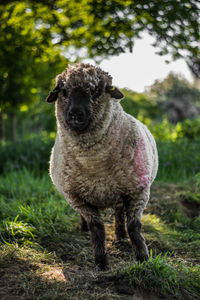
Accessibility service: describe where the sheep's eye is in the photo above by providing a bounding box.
[62,89,68,98]
[90,87,95,95]
[92,88,102,100]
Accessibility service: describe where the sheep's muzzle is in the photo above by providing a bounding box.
[66,87,92,132]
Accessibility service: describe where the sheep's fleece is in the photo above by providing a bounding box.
[47,63,158,267]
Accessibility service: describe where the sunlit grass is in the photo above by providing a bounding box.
[0,169,78,245]
[124,253,200,299]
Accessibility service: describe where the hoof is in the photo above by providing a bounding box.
[95,254,109,271]
[136,249,149,262]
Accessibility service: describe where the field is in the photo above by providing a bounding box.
[0,137,200,299]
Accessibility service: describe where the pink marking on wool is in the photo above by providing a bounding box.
[134,137,150,189]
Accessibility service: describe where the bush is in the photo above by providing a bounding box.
[0,133,54,174]
[121,89,159,125]
[178,117,200,139]
[150,118,181,141]
[150,116,200,141]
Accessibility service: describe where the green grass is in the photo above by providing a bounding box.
[0,169,78,246]
[124,253,200,299]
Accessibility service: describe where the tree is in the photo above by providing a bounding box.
[187,58,200,79]
[0,2,67,140]
[146,73,200,123]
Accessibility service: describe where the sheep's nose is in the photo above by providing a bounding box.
[67,108,86,124]
[66,106,91,131]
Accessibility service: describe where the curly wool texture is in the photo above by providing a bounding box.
[56,63,112,91]
[49,63,158,222]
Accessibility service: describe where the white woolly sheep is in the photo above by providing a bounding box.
[46,63,158,270]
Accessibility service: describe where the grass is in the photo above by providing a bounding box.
[124,253,200,299]
[0,169,200,299]
[0,169,78,244]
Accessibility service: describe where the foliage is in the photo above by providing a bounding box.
[121,89,159,124]
[187,57,200,79]
[150,116,200,141]
[1,215,36,245]
[1,0,199,64]
[179,117,200,139]
[149,118,181,141]
[0,2,67,114]
[147,72,200,105]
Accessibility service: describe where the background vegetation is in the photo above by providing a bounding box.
[0,0,200,299]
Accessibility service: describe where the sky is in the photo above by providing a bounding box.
[85,33,193,93]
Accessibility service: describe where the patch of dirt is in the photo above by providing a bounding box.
[178,192,200,218]
[149,182,200,220]
[181,199,200,218]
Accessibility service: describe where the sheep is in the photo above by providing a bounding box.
[46,63,158,270]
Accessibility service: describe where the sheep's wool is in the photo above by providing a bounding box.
[49,63,158,221]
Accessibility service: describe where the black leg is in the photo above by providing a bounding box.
[115,205,127,240]
[124,195,149,262]
[88,217,108,270]
[127,218,149,262]
[80,215,88,232]
[70,199,109,270]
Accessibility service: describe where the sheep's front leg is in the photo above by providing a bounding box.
[124,192,149,262]
[74,203,108,270]
[88,214,108,270]
[115,204,127,241]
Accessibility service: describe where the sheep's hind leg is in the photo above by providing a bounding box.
[124,194,149,262]
[115,204,127,241]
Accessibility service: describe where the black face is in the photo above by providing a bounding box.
[65,87,92,132]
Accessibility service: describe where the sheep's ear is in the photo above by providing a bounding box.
[46,84,60,103]
[106,86,124,100]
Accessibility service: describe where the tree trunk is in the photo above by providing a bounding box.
[10,112,17,141]
[0,110,4,142]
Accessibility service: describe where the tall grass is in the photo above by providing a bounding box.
[157,138,200,182]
